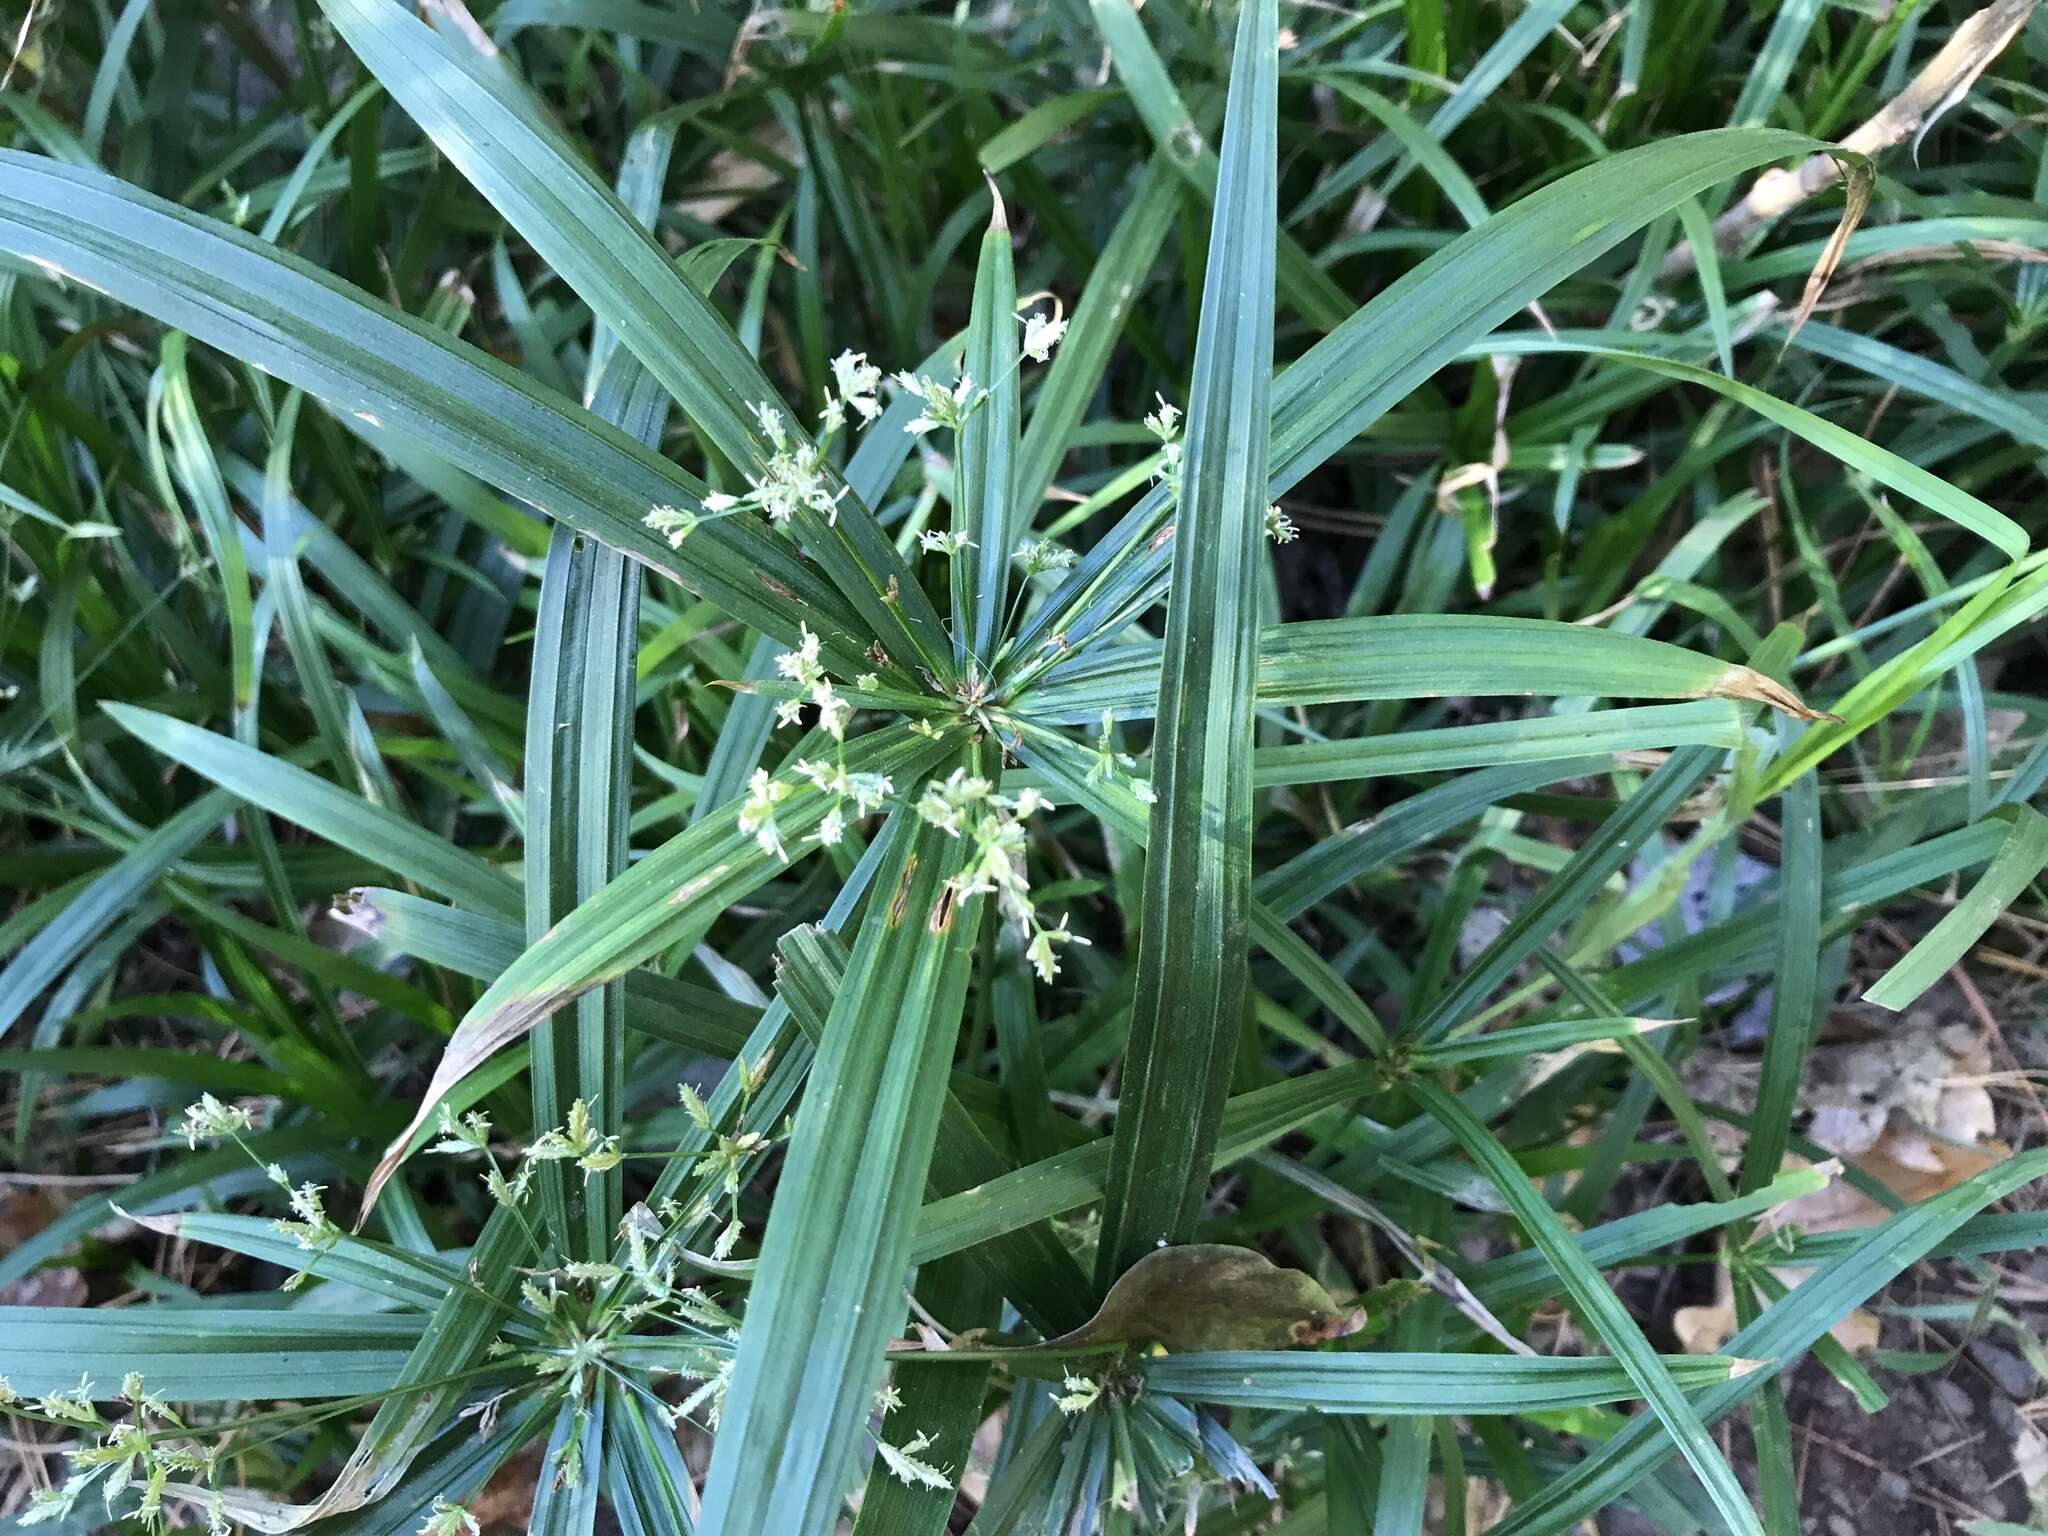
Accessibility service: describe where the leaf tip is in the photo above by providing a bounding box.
[1705,664,1837,722]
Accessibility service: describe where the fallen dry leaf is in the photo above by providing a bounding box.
[0,1265,86,1308]
[1676,1019,2005,1355]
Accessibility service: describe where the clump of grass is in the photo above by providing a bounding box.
[1,1,2045,1533]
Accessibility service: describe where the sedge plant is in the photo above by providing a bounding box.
[2,0,2046,1532]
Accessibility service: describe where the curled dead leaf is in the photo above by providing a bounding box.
[1781,157,1871,350]
[1703,663,1839,722]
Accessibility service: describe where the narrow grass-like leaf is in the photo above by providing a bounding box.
[155,334,254,711]
[1014,155,1179,523]
[524,522,638,1260]
[1012,128,1838,664]
[530,1396,603,1536]
[141,1212,508,1320]
[1771,565,2048,790]
[1009,719,1391,1055]
[1023,617,1822,721]
[350,888,756,1057]
[978,89,1123,173]
[1141,1352,1742,1414]
[1,1309,426,1399]
[360,723,958,1214]
[958,195,1021,666]
[1469,1168,1829,1310]
[524,345,656,1261]
[1496,345,2029,558]
[1741,738,1823,1191]
[1288,0,1575,227]
[409,644,524,830]
[104,705,520,919]
[1095,0,1277,1282]
[914,1061,1383,1266]
[1410,1082,1762,1536]
[1865,806,2048,1009]
[1253,702,1746,788]
[0,789,231,1045]
[315,0,951,684]
[602,1379,700,1536]
[777,925,1096,1336]
[262,392,363,790]
[1088,0,1349,329]
[852,1256,994,1535]
[697,792,985,1536]
[1491,1149,2048,1535]
[0,153,870,670]
[1402,746,1723,1044]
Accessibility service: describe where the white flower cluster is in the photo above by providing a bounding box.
[738,755,893,863]
[896,371,981,438]
[915,769,1087,982]
[773,623,850,738]
[875,1429,952,1491]
[7,1374,226,1535]
[738,770,794,862]
[1012,538,1076,577]
[174,1092,252,1149]
[645,503,698,548]
[170,1094,339,1289]
[429,1098,617,1211]
[1054,1370,1103,1415]
[821,349,883,433]
[1138,397,1296,544]
[917,528,974,556]
[724,402,849,526]
[418,1500,480,1536]
[524,1097,623,1179]
[262,1162,342,1288]
[1144,395,1182,499]
[735,624,895,861]
[896,299,1066,442]
[643,351,882,545]
[871,1375,953,1491]
[1022,308,1067,363]
[793,758,893,850]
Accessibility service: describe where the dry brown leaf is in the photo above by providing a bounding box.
[1662,0,2036,276]
[1782,160,1871,351]
[675,122,796,226]
[1674,1267,1738,1355]
[1704,662,1839,722]
[0,1265,85,1307]
[2014,1419,2048,1501]
[1674,1241,1881,1355]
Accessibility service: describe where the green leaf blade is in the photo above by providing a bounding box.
[1095,0,1278,1284]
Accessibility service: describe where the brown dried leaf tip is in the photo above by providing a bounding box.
[1705,664,1842,723]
